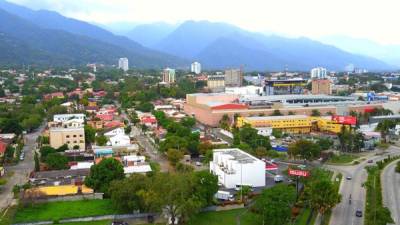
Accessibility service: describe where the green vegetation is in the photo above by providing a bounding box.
[288,139,321,161]
[13,200,118,223]
[253,184,297,225]
[364,156,400,225]
[0,206,18,225]
[187,209,261,225]
[85,158,125,195]
[327,154,358,164]
[320,173,343,225]
[294,208,316,225]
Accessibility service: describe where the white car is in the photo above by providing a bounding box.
[274,175,284,183]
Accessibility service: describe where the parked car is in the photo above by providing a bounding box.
[367,159,373,163]
[355,209,363,217]
[346,176,352,180]
[195,161,202,167]
[111,221,128,225]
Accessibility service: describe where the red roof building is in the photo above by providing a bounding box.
[0,140,7,156]
[104,121,124,129]
[211,104,248,110]
[96,114,113,121]
[43,92,64,101]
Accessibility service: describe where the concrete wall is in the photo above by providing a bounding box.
[29,193,103,204]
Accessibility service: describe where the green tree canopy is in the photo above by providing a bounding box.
[85,158,125,194]
[254,184,297,225]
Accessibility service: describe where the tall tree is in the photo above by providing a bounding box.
[376,119,396,143]
[309,179,341,222]
[254,184,297,225]
[288,139,321,160]
[85,158,124,195]
[143,173,203,224]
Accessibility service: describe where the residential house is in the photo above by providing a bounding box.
[140,116,157,129]
[0,140,7,159]
[108,133,130,146]
[43,92,64,101]
[104,127,125,138]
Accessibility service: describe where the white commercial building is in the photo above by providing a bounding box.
[118,58,129,72]
[209,148,266,189]
[225,86,263,96]
[53,114,85,124]
[310,67,327,79]
[191,62,202,74]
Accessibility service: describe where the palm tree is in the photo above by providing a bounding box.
[376,120,396,143]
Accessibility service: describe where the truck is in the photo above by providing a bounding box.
[215,190,234,201]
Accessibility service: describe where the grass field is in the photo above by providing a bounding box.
[186,208,261,225]
[327,154,358,164]
[13,199,119,223]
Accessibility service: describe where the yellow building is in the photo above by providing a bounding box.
[237,115,312,134]
[237,115,347,134]
[25,185,93,196]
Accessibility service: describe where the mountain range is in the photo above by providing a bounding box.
[0,0,396,71]
[319,35,400,67]
[0,0,185,67]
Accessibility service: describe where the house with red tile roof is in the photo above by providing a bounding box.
[43,92,64,101]
[104,121,124,129]
[96,114,113,121]
[0,140,7,158]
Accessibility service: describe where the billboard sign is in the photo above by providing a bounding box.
[288,168,310,177]
[331,115,357,125]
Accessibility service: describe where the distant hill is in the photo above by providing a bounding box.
[154,20,393,71]
[319,35,400,67]
[0,0,186,67]
[125,22,177,48]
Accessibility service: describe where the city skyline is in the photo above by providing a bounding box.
[7,0,400,45]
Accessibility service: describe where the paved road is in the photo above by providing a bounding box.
[0,125,44,212]
[327,146,400,225]
[118,107,170,172]
[382,159,400,225]
[130,126,169,172]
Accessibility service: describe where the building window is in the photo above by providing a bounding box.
[73,135,77,138]
[67,141,70,144]
[74,141,77,143]
[79,134,83,137]
[66,135,70,138]
[80,140,84,143]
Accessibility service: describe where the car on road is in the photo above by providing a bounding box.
[355,209,363,217]
[346,176,352,180]
[195,161,202,166]
[367,159,373,163]
[274,175,284,183]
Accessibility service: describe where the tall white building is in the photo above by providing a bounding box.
[209,148,266,189]
[162,68,176,84]
[310,67,327,79]
[191,62,201,74]
[118,58,129,72]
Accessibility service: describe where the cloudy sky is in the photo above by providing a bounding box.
[8,0,400,45]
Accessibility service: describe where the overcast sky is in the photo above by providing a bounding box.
[9,0,400,45]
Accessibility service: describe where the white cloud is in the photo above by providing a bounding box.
[8,0,400,45]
